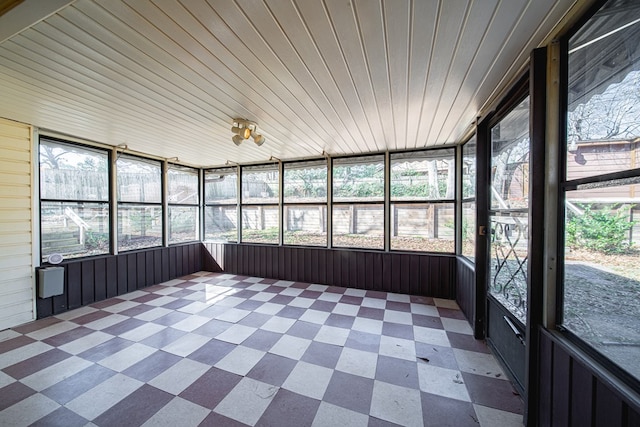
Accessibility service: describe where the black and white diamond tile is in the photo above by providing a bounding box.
[0,271,523,426]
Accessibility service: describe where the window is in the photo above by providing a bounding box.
[332,155,384,249]
[204,167,238,242]
[241,164,279,244]
[390,149,455,252]
[39,139,110,261]
[283,160,327,246]
[117,155,162,251]
[461,136,477,260]
[167,164,199,244]
[561,0,640,384]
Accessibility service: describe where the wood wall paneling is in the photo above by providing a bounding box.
[388,253,399,293]
[430,257,442,296]
[226,244,235,273]
[36,243,207,319]
[189,244,197,273]
[248,245,254,277]
[184,245,192,275]
[596,380,623,426]
[455,258,474,328]
[628,407,640,427]
[552,346,571,426]
[325,248,334,285]
[306,249,316,284]
[231,244,237,273]
[67,263,81,310]
[374,253,384,290]
[161,249,170,282]
[180,245,186,275]
[419,256,430,296]
[136,252,145,290]
[200,245,453,297]
[293,248,302,283]
[286,247,294,281]
[255,245,263,278]
[539,329,640,426]
[106,256,117,298]
[94,258,107,302]
[409,255,420,295]
[81,261,94,305]
[350,251,359,289]
[169,246,176,278]
[207,243,455,298]
[261,246,268,278]
[127,253,137,293]
[52,288,65,315]
[304,249,312,283]
[263,246,271,279]
[331,251,340,287]
[145,251,154,287]
[571,358,594,427]
[238,245,245,277]
[244,246,252,277]
[253,245,260,278]
[173,246,181,277]
[117,255,127,295]
[341,251,350,288]
[292,247,300,282]
[538,327,553,426]
[434,258,444,296]
[363,252,373,289]
[37,295,52,318]
[153,249,162,284]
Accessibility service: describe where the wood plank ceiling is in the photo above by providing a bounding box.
[0,0,578,167]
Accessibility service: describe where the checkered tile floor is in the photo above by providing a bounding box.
[0,272,524,426]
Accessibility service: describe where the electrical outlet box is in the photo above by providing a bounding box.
[38,267,64,298]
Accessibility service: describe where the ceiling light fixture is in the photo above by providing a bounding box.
[231,119,265,147]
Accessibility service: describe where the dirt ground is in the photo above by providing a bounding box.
[563,248,640,380]
[565,248,640,281]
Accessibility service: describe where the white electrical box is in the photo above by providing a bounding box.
[38,267,64,298]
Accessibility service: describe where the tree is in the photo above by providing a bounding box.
[445,159,455,199]
[78,157,107,172]
[39,144,67,169]
[568,70,640,143]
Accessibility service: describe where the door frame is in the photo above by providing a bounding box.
[474,47,548,424]
[484,81,530,396]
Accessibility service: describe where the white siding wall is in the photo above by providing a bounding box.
[0,118,34,330]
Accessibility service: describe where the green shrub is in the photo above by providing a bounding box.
[566,206,635,254]
[85,231,109,250]
[390,182,432,198]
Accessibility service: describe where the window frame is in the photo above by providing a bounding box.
[461,135,477,261]
[39,137,112,262]
[282,159,328,247]
[556,0,640,391]
[116,153,163,252]
[331,153,386,250]
[37,133,485,263]
[204,167,239,243]
[240,163,280,245]
[389,148,457,254]
[167,163,200,245]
